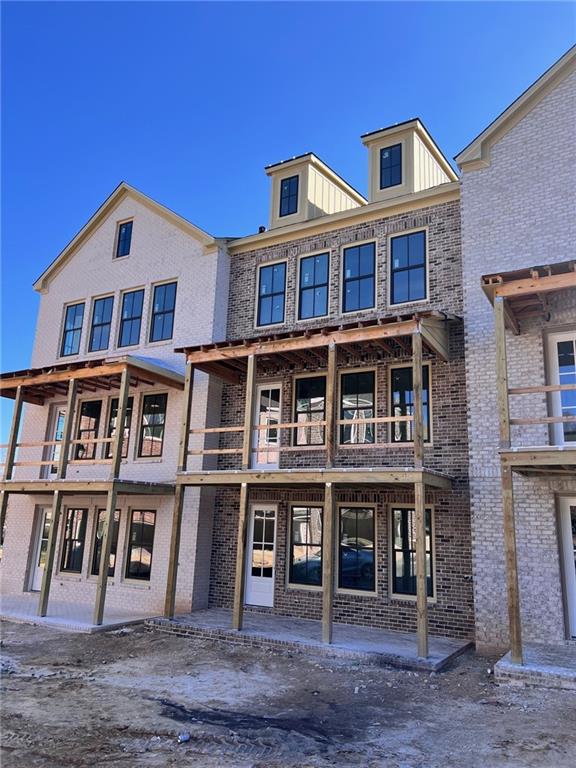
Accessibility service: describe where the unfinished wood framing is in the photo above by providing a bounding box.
[322,482,335,643]
[37,490,64,617]
[501,464,523,664]
[415,479,429,658]
[232,483,249,630]
[325,344,337,469]
[242,356,256,471]
[494,297,511,449]
[412,331,424,468]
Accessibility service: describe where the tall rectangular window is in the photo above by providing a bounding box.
[60,508,87,573]
[91,509,121,577]
[553,336,576,444]
[75,400,102,460]
[343,243,375,313]
[105,396,134,458]
[390,365,430,443]
[118,289,144,347]
[392,507,433,597]
[138,393,167,457]
[125,510,156,580]
[279,175,299,217]
[390,231,426,305]
[149,282,177,342]
[289,506,323,586]
[257,262,286,326]
[116,221,133,257]
[88,296,114,352]
[60,303,84,356]
[340,371,375,444]
[294,376,326,446]
[339,507,375,592]
[380,143,402,189]
[298,253,329,319]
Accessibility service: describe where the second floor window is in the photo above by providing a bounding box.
[257,262,286,326]
[60,508,87,573]
[149,282,177,342]
[390,231,427,305]
[380,143,402,189]
[294,376,326,446]
[343,243,376,313]
[105,396,134,458]
[138,393,167,457]
[118,289,144,347]
[390,365,430,443]
[299,253,329,320]
[60,303,84,357]
[116,221,133,257]
[75,400,102,460]
[340,371,375,445]
[89,296,114,352]
[279,175,299,217]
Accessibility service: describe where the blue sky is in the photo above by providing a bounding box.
[1,1,575,437]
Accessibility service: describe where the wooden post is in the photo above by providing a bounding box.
[242,355,256,471]
[494,297,511,449]
[325,343,337,469]
[178,362,195,472]
[58,379,78,479]
[322,482,335,643]
[2,385,24,482]
[109,368,130,480]
[37,490,63,617]
[412,330,424,469]
[502,464,523,663]
[232,483,249,630]
[415,478,429,658]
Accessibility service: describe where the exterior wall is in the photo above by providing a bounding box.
[460,68,576,651]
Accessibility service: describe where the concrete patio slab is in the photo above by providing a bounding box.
[495,642,576,690]
[147,607,472,671]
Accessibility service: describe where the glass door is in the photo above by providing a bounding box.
[245,504,276,607]
[252,384,281,469]
[548,332,576,445]
[42,405,66,478]
[559,497,576,638]
[30,507,52,591]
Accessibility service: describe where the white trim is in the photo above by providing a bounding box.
[245,502,278,607]
[252,381,282,470]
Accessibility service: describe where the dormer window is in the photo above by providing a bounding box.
[115,221,133,258]
[279,175,299,217]
[380,143,402,189]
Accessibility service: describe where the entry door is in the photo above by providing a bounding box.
[548,332,576,445]
[42,405,66,478]
[30,507,52,591]
[252,384,281,470]
[559,497,576,638]
[245,504,276,607]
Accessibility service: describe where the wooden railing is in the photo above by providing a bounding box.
[0,437,114,469]
[507,383,576,430]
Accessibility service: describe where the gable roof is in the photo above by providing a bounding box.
[456,46,576,171]
[33,181,216,292]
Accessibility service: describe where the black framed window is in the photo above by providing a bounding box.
[149,282,177,342]
[105,396,134,458]
[339,507,375,591]
[298,253,329,320]
[138,393,167,457]
[380,143,402,189]
[118,289,144,347]
[340,371,375,445]
[88,296,114,352]
[75,400,102,460]
[60,303,84,357]
[294,376,326,446]
[125,510,156,580]
[390,231,426,304]
[257,262,286,326]
[342,243,375,313]
[390,365,430,443]
[116,221,133,257]
[392,507,433,597]
[91,509,120,577]
[60,508,87,573]
[279,175,299,217]
[289,506,323,586]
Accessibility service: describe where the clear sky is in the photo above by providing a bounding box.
[1,1,575,438]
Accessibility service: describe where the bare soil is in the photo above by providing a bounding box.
[1,620,574,767]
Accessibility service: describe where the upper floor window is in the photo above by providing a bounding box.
[138,393,167,457]
[118,289,144,348]
[294,375,326,446]
[548,331,576,445]
[279,175,299,217]
[390,364,430,443]
[392,506,434,597]
[75,400,102,460]
[299,253,329,320]
[149,282,177,343]
[342,242,376,313]
[380,143,402,189]
[340,370,375,445]
[116,221,133,258]
[88,296,114,352]
[257,262,286,327]
[60,508,87,573]
[390,231,426,305]
[60,303,84,357]
[105,396,134,458]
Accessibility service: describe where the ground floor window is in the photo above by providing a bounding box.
[289,506,323,586]
[125,510,156,580]
[339,507,375,591]
[60,508,87,573]
[391,506,434,597]
[91,509,121,577]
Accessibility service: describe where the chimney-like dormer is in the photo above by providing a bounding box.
[361,118,458,203]
[265,153,366,230]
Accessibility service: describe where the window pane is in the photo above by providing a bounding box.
[258,263,285,326]
[408,232,426,266]
[340,371,375,444]
[344,280,359,313]
[60,508,87,572]
[358,277,374,310]
[89,296,113,352]
[105,397,133,458]
[391,232,427,304]
[126,510,156,580]
[91,509,120,577]
[294,377,326,445]
[380,144,402,189]
[392,508,433,596]
[116,221,133,257]
[150,282,177,342]
[391,366,430,443]
[344,248,359,279]
[60,303,84,356]
[118,290,144,347]
[359,244,375,277]
[139,394,167,457]
[290,506,322,586]
[75,400,102,460]
[279,175,299,217]
[300,288,314,320]
[343,244,375,312]
[339,507,374,591]
[392,236,408,270]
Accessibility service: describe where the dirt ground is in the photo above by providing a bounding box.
[1,620,575,768]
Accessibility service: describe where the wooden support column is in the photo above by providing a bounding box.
[232,483,249,630]
[502,464,523,664]
[494,296,511,449]
[242,355,256,471]
[322,482,335,643]
[58,379,78,479]
[0,385,25,540]
[412,330,424,468]
[415,478,429,658]
[325,343,337,469]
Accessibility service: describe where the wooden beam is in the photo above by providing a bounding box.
[178,363,195,472]
[415,479,429,658]
[494,297,511,449]
[419,317,450,361]
[493,270,576,299]
[93,486,118,625]
[322,482,335,643]
[412,331,424,469]
[500,448,576,468]
[2,386,24,481]
[37,490,63,617]
[0,362,128,392]
[241,355,256,471]
[325,343,337,469]
[501,464,523,664]
[164,484,185,619]
[58,379,77,479]
[109,368,129,480]
[195,362,242,385]
[232,483,249,630]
